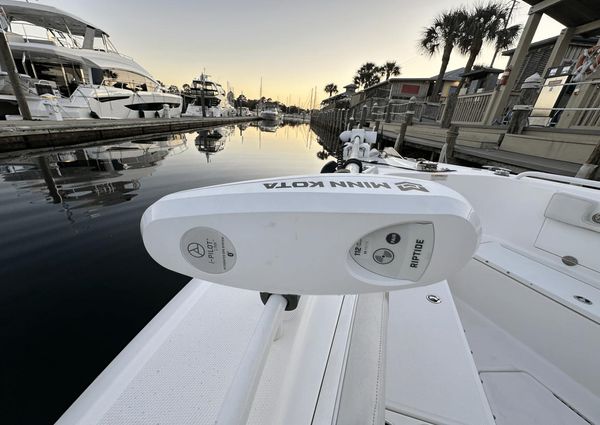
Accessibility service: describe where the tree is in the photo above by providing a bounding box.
[324,83,338,97]
[419,8,467,101]
[441,2,521,127]
[458,2,521,78]
[353,62,382,89]
[381,61,401,80]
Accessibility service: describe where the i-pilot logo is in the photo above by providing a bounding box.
[262,180,429,192]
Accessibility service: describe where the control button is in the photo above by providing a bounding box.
[386,232,401,244]
[373,248,394,264]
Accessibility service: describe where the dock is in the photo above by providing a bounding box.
[0,116,260,154]
[310,103,600,178]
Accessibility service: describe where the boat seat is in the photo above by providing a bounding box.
[475,241,600,324]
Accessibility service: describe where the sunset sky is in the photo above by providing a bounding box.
[45,0,563,106]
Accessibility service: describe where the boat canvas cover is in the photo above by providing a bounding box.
[0,0,107,37]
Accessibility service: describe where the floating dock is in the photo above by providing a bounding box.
[0,116,259,153]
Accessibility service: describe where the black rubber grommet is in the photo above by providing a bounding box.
[343,158,363,173]
[320,160,338,174]
[260,293,301,311]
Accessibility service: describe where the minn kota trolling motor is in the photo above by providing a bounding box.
[141,143,481,425]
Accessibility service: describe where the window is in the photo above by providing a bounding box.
[92,68,158,92]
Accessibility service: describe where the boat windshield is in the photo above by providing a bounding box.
[3,20,119,53]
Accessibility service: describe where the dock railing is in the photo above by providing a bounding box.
[506,77,600,131]
[450,92,494,126]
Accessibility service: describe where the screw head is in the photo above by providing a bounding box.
[592,213,600,224]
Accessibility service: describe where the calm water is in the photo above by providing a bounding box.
[0,123,330,425]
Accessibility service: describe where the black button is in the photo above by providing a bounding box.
[386,233,401,244]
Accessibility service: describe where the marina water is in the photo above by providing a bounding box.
[0,123,326,424]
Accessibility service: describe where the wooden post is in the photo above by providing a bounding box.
[393,98,416,153]
[374,120,380,132]
[440,93,457,128]
[394,122,407,153]
[385,104,392,123]
[348,116,355,130]
[406,97,416,126]
[344,108,349,130]
[575,140,600,179]
[0,31,32,120]
[359,105,367,128]
[439,125,459,164]
[486,11,543,125]
[507,73,542,134]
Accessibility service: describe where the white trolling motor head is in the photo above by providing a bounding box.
[141,175,481,295]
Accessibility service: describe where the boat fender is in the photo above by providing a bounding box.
[343,158,363,173]
[260,293,300,311]
[320,160,338,174]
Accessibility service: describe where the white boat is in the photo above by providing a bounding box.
[259,101,280,121]
[181,74,236,118]
[0,0,182,120]
[56,129,600,425]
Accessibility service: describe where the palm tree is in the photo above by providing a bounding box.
[353,62,382,89]
[381,61,401,80]
[419,9,467,101]
[458,2,521,79]
[441,2,521,127]
[324,83,338,97]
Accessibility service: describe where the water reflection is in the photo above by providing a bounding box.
[259,119,280,133]
[0,123,326,425]
[0,135,187,226]
[195,126,231,162]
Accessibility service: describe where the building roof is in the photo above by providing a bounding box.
[523,0,600,32]
[461,67,503,78]
[0,0,106,37]
[502,34,599,56]
[429,68,465,82]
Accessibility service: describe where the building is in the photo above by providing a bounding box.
[502,35,598,86]
[347,68,464,108]
[320,83,357,110]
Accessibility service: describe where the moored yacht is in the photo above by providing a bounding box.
[181,74,236,118]
[0,0,182,120]
[259,101,280,121]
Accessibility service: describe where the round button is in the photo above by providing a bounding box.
[386,233,401,244]
[373,248,394,265]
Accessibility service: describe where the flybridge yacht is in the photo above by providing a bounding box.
[0,0,182,120]
[181,74,236,118]
[57,129,600,425]
[259,101,281,121]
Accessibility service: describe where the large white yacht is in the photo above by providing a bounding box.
[259,101,281,121]
[0,1,182,120]
[56,128,600,425]
[181,74,236,118]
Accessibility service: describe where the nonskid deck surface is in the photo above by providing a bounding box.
[57,278,498,425]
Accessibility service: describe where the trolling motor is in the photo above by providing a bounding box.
[140,173,480,425]
[141,174,480,295]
